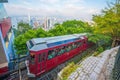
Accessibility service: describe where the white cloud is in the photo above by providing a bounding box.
[23,1,31,5]
[4,4,48,16]
[88,9,100,14]
[4,0,102,21]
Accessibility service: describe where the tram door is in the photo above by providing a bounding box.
[38,53,46,73]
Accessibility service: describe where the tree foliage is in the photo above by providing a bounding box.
[88,33,111,47]
[62,20,88,28]
[14,22,32,37]
[49,20,92,36]
[14,28,53,54]
[92,0,120,47]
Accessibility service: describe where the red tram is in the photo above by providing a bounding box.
[26,34,90,77]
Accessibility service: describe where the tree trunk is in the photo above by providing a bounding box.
[111,38,116,48]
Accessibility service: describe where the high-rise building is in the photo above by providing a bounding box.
[43,17,56,30]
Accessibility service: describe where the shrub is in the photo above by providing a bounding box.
[97,46,104,53]
[93,46,104,56]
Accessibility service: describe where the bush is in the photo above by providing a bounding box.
[97,46,104,53]
[93,46,104,56]
[93,51,99,56]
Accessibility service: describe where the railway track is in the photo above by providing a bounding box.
[0,67,27,80]
[0,56,28,80]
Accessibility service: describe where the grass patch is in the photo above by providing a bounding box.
[61,62,78,80]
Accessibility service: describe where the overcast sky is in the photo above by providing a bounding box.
[4,0,114,21]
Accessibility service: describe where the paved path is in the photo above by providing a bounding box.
[68,46,119,80]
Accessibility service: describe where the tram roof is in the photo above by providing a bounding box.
[27,33,86,51]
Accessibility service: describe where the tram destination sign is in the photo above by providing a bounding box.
[0,0,8,3]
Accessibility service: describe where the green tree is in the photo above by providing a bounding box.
[54,23,60,26]
[14,34,27,55]
[14,28,49,55]
[62,20,89,28]
[92,0,120,47]
[88,33,111,47]
[49,25,67,36]
[15,22,32,36]
[49,20,92,35]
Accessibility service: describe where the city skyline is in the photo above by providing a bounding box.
[4,0,114,21]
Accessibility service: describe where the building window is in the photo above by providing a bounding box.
[4,28,12,48]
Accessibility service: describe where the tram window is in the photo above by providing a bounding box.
[69,44,72,50]
[75,42,79,48]
[76,42,82,47]
[58,48,63,55]
[66,45,71,52]
[57,46,65,55]
[52,50,56,57]
[72,43,77,49]
[30,54,35,64]
[42,53,46,61]
[29,40,34,48]
[69,45,72,50]
[55,48,59,56]
[39,53,46,62]
[48,50,56,59]
[80,42,82,46]
[58,48,61,55]
[66,46,69,52]
[48,50,52,59]
[55,49,59,56]
[62,46,66,53]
